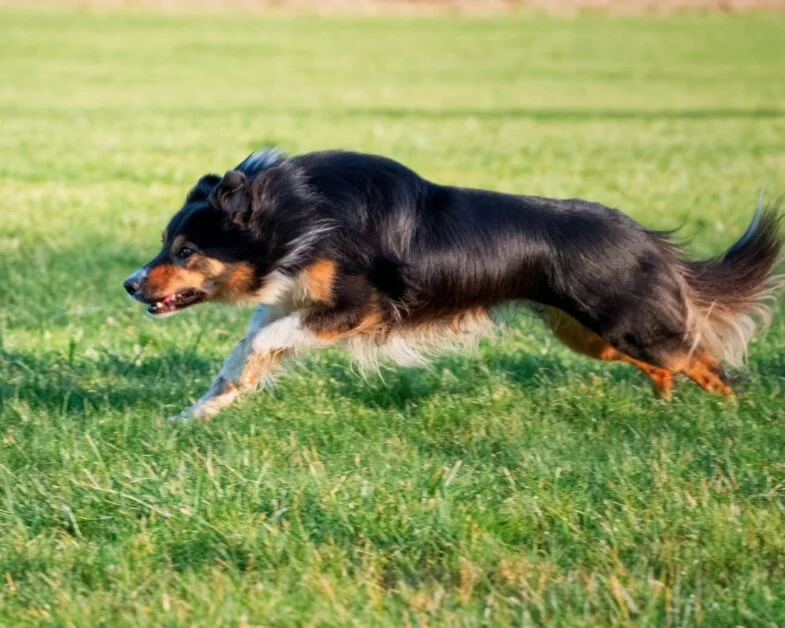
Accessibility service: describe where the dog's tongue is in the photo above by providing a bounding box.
[151,294,177,314]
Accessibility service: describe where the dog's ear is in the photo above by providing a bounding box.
[186,173,221,204]
[212,170,252,226]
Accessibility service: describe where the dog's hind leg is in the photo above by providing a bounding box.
[544,307,675,398]
[669,351,733,397]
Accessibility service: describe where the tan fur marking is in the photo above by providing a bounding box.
[219,262,256,302]
[143,255,258,304]
[312,305,384,342]
[145,263,208,297]
[354,308,384,335]
[214,377,236,395]
[171,234,188,255]
[146,263,178,293]
[384,308,494,350]
[678,353,733,397]
[545,308,617,360]
[302,260,337,304]
[311,328,341,342]
[545,307,674,398]
[630,361,674,400]
[238,348,289,389]
[546,308,732,398]
[343,307,494,370]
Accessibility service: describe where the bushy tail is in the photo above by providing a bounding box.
[680,198,784,366]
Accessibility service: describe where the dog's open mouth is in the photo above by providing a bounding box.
[147,289,206,316]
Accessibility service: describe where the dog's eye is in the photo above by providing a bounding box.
[176,247,195,260]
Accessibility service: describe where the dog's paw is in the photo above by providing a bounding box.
[168,400,225,422]
[167,405,207,422]
[167,386,240,423]
[167,409,193,423]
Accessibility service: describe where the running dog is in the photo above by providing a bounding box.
[124,150,783,419]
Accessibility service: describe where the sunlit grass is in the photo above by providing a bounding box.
[1,7,784,624]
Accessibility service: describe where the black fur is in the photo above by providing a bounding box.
[150,149,783,376]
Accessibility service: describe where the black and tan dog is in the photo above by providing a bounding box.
[124,150,783,419]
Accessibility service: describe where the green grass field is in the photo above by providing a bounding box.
[1,7,785,625]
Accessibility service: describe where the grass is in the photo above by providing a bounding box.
[1,6,785,625]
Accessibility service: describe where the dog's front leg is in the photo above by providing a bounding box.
[173,305,302,420]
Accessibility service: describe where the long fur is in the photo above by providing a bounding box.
[127,148,785,401]
[679,201,784,365]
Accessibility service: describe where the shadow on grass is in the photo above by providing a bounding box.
[314,348,661,412]
[0,348,216,418]
[2,337,764,421]
[0,341,578,419]
[753,353,785,379]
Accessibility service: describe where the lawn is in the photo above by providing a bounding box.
[1,6,785,625]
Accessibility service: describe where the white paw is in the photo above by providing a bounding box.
[166,408,191,423]
[168,391,239,422]
[167,408,195,422]
[167,403,215,422]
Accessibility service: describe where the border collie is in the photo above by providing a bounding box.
[124,150,783,419]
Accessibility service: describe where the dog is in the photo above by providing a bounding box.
[124,149,783,420]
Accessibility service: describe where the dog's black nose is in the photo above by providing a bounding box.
[124,277,141,295]
[125,268,147,297]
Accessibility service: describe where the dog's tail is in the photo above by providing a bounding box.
[677,197,784,366]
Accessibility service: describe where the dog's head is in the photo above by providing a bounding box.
[124,150,286,317]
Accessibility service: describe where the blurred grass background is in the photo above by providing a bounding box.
[1,5,784,625]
